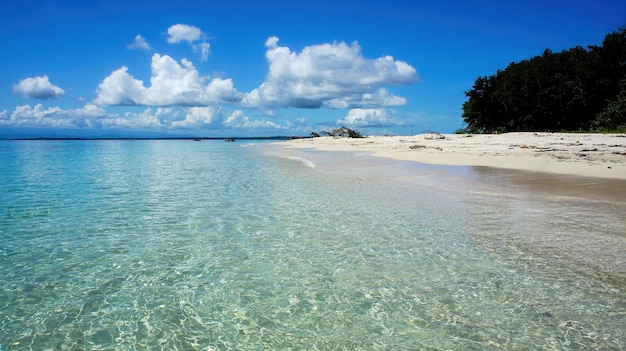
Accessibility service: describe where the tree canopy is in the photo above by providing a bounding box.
[462,28,626,133]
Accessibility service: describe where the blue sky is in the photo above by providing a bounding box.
[1,0,624,138]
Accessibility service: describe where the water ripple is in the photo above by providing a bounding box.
[0,140,624,350]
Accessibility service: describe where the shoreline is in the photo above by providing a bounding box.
[276,133,626,281]
[284,132,626,180]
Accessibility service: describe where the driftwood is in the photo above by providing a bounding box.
[424,131,445,140]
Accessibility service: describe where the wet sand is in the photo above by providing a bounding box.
[267,142,626,284]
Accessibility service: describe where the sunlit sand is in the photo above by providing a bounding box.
[285,132,626,180]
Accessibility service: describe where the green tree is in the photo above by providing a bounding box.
[592,79,626,131]
[462,27,626,132]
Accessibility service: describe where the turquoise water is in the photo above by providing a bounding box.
[0,140,624,350]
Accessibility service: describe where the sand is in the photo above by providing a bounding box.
[284,132,626,180]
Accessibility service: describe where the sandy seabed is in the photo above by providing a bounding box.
[285,132,626,180]
[279,132,626,283]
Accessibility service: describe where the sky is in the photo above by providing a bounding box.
[1,0,624,138]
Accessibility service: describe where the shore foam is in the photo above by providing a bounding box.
[285,132,626,180]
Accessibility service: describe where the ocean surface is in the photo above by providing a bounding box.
[0,139,624,350]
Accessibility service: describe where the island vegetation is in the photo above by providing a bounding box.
[461,27,626,133]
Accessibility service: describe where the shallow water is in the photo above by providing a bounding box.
[0,140,624,350]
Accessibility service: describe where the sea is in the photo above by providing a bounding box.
[0,139,624,350]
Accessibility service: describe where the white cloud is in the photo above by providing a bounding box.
[1,102,311,135]
[155,107,179,119]
[336,108,409,127]
[77,103,108,118]
[224,110,250,127]
[2,103,165,130]
[2,103,107,128]
[92,66,146,105]
[167,24,210,62]
[265,36,279,48]
[324,88,408,109]
[242,37,417,109]
[95,36,415,113]
[127,35,151,51]
[13,75,65,99]
[128,108,163,128]
[12,104,58,119]
[167,24,203,43]
[171,106,219,128]
[93,54,242,106]
[147,55,203,104]
[224,110,283,129]
[193,42,210,62]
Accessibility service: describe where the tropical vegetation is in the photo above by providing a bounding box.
[461,28,626,133]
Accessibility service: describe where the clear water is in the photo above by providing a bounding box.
[0,140,624,350]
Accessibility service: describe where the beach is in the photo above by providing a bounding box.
[276,131,626,289]
[284,132,626,180]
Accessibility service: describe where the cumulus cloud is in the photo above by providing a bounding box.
[93,54,243,106]
[92,66,146,105]
[242,37,417,109]
[324,88,408,109]
[127,35,151,51]
[224,110,284,129]
[167,24,210,62]
[1,103,309,134]
[95,35,415,114]
[167,24,203,43]
[13,75,65,99]
[1,103,106,128]
[336,108,409,127]
[2,103,162,130]
[171,106,219,128]
[120,108,162,129]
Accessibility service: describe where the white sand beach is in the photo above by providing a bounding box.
[285,132,626,180]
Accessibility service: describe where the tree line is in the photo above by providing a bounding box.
[461,28,626,133]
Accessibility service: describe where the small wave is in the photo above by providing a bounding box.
[286,156,316,168]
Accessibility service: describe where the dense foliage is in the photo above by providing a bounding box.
[462,28,626,133]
